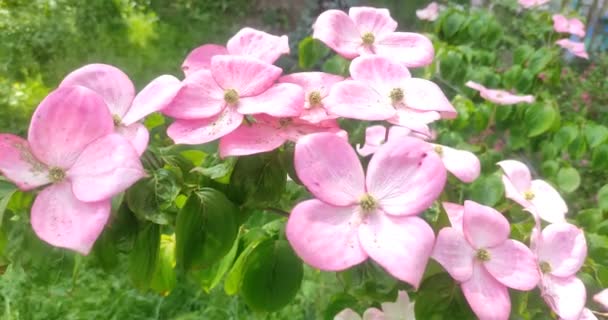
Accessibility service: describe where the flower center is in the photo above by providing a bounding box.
[475,249,491,262]
[524,190,535,200]
[48,167,66,183]
[389,88,404,104]
[540,261,552,274]
[112,114,122,127]
[434,145,443,156]
[224,89,239,105]
[362,32,375,45]
[308,91,322,107]
[359,194,378,212]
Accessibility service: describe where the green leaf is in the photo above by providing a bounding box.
[128,223,160,289]
[468,173,504,206]
[527,48,553,74]
[191,156,237,183]
[322,54,350,76]
[525,103,558,137]
[598,185,608,212]
[415,273,475,319]
[592,145,608,170]
[553,125,579,150]
[224,233,269,295]
[442,12,466,39]
[175,188,238,270]
[576,208,603,231]
[126,169,181,224]
[0,180,16,227]
[557,167,580,193]
[323,293,359,320]
[540,160,559,178]
[513,45,534,65]
[240,239,304,312]
[193,232,239,292]
[229,152,287,205]
[584,124,608,148]
[298,36,329,70]
[150,234,177,295]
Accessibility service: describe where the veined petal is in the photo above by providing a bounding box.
[122,75,182,125]
[59,63,135,117]
[219,122,286,157]
[461,262,511,320]
[349,7,397,38]
[401,78,456,118]
[0,134,50,190]
[227,27,289,64]
[286,200,367,271]
[313,10,362,59]
[541,275,586,320]
[538,223,586,277]
[30,182,111,255]
[181,44,228,76]
[67,134,145,202]
[356,125,387,157]
[237,83,304,117]
[435,144,480,183]
[28,86,114,168]
[432,227,475,282]
[497,160,532,192]
[326,80,395,120]
[349,55,411,95]
[359,212,435,288]
[375,32,434,68]
[161,69,225,120]
[442,202,464,232]
[485,239,540,290]
[278,72,344,97]
[210,55,282,96]
[366,137,446,216]
[294,133,365,206]
[116,122,149,156]
[167,107,243,145]
[529,179,568,223]
[463,200,510,249]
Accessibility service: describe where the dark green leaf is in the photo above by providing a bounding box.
[598,185,608,212]
[224,231,269,295]
[322,54,350,76]
[468,173,504,206]
[525,104,558,137]
[584,124,608,148]
[128,223,160,288]
[415,273,475,319]
[229,152,286,205]
[150,234,177,295]
[298,36,329,70]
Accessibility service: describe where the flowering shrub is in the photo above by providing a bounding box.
[0,2,607,320]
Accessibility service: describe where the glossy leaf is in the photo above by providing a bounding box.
[128,223,160,289]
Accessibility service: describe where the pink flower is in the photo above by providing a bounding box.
[219,115,344,157]
[0,87,145,254]
[553,15,586,37]
[497,160,567,223]
[416,2,440,21]
[594,289,608,310]
[278,72,344,123]
[465,81,535,105]
[60,64,182,155]
[556,39,589,59]
[357,125,480,183]
[326,56,455,132]
[432,201,539,320]
[313,6,434,68]
[162,55,304,145]
[181,27,289,76]
[533,223,588,320]
[518,0,550,8]
[286,133,446,287]
[334,291,415,320]
[579,309,598,320]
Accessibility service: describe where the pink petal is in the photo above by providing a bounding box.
[237,83,304,117]
[482,89,535,105]
[556,39,589,59]
[286,200,367,271]
[579,308,598,320]
[281,118,342,142]
[401,78,456,118]
[325,80,396,120]
[432,227,475,282]
[161,69,225,120]
[219,122,286,157]
[416,2,439,21]
[298,106,338,123]
[30,182,111,255]
[210,55,282,96]
[553,14,570,33]
[541,275,586,320]
[362,308,384,320]
[359,212,435,288]
[59,63,134,117]
[568,18,586,37]
[387,109,439,134]
[435,144,480,183]
[349,7,397,39]
[122,75,182,125]
[313,10,362,59]
[28,86,114,168]
[334,309,363,320]
[0,134,50,190]
[386,126,414,141]
[356,125,387,156]
[167,107,243,145]
[529,179,568,223]
[67,134,144,202]
[465,81,486,92]
[497,160,532,192]
[226,27,289,64]
[366,137,446,216]
[349,56,411,95]
[538,223,586,277]
[116,122,149,156]
[593,289,608,311]
[181,44,228,76]
[294,133,365,206]
[462,200,510,249]
[461,262,511,320]
[375,32,434,68]
[278,72,344,98]
[442,202,464,232]
[485,239,540,290]
[381,291,415,320]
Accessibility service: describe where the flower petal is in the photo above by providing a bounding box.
[381,291,415,320]
[210,55,282,96]
[286,199,367,271]
[497,160,532,192]
[237,83,304,117]
[59,63,134,117]
[181,44,228,76]
[356,125,387,157]
[67,134,145,202]
[432,227,475,282]
[313,10,362,59]
[278,72,344,98]
[294,133,365,206]
[579,308,598,320]
[122,75,182,125]
[541,275,586,320]
[529,179,568,223]
[325,80,396,120]
[401,78,456,118]
[362,308,384,320]
[359,212,435,288]
[349,55,411,95]
[593,289,608,311]
[375,32,434,68]
[334,309,363,320]
[366,137,446,216]
[0,134,50,190]
[435,144,480,183]
[167,107,243,145]
[349,7,397,38]
[442,202,464,232]
[30,182,111,255]
[387,109,439,134]
[219,122,286,157]
[538,223,586,277]
[226,27,289,64]
[485,239,540,290]
[463,200,510,249]
[116,122,149,156]
[461,262,511,320]
[28,86,114,168]
[161,69,225,120]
